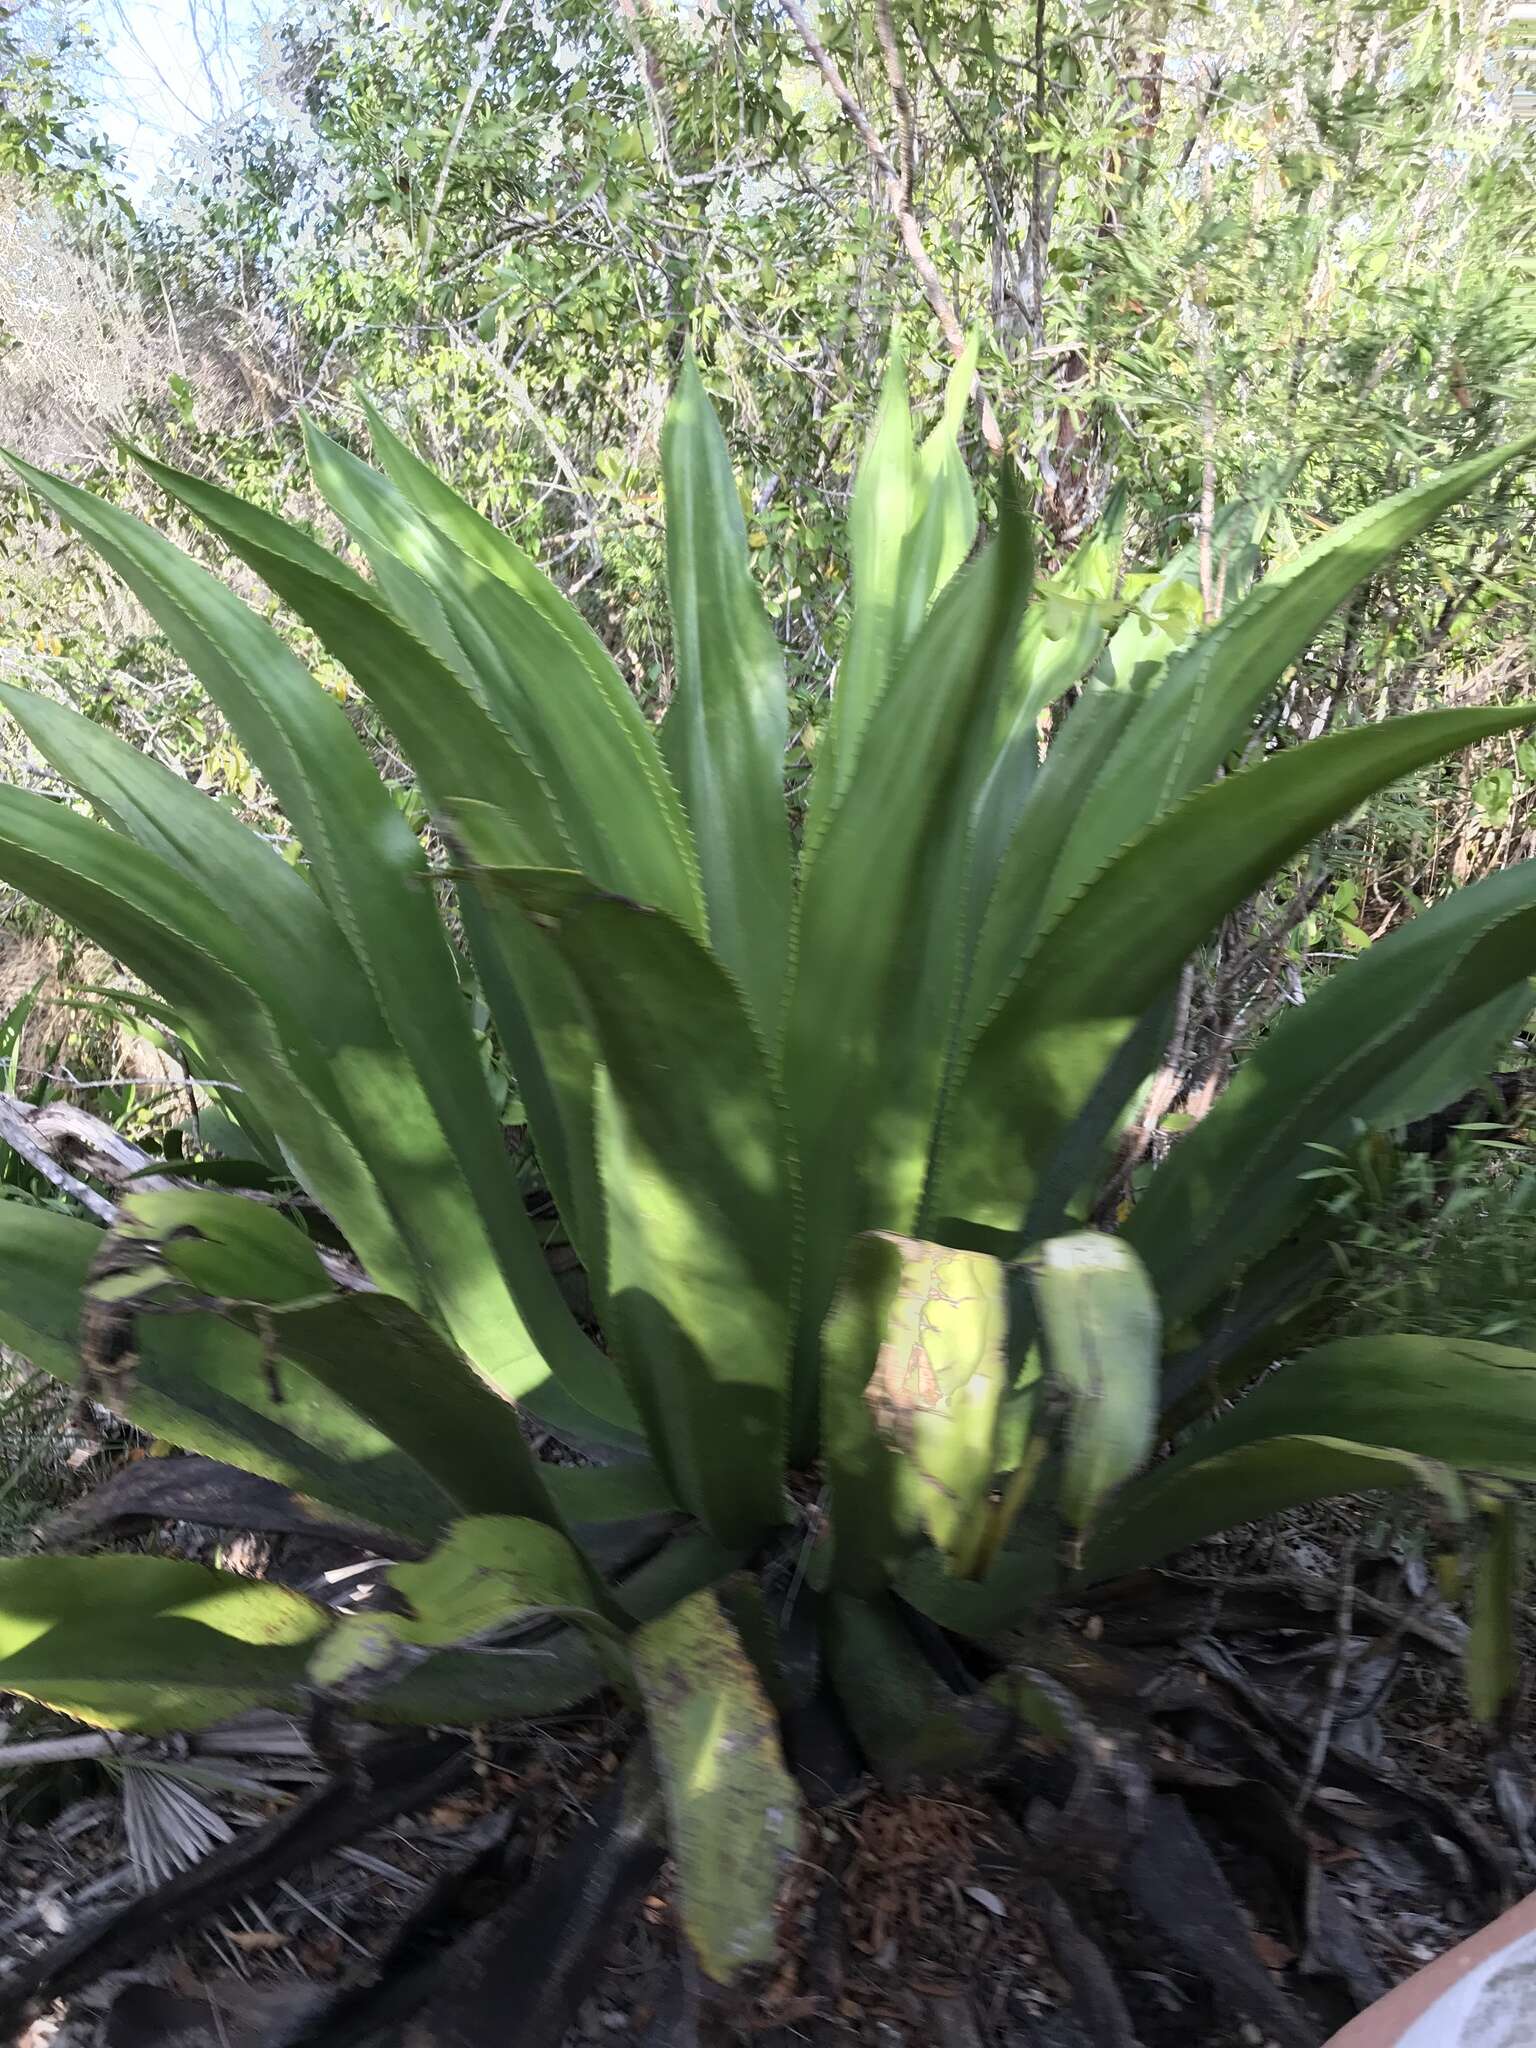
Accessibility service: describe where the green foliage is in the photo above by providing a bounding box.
[0,19,123,213]
[1316,1121,1536,1350]
[2,364,1536,1976]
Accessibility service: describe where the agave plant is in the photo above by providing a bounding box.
[3,358,1536,1977]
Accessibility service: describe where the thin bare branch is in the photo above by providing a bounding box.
[777,0,1004,454]
[0,1094,119,1223]
[422,0,518,267]
[872,0,917,209]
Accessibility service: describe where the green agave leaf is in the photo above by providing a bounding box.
[254,1292,568,1527]
[820,1233,914,1594]
[805,345,978,855]
[309,412,703,932]
[785,491,1033,1434]
[541,1458,677,1525]
[456,884,605,1282]
[1199,1334,1536,1477]
[1467,1495,1521,1728]
[0,1556,327,1731]
[1058,431,1536,897]
[128,452,572,867]
[1006,488,1128,729]
[965,496,1128,942]
[1018,989,1178,1248]
[932,701,1536,1243]
[371,1525,742,1726]
[1347,977,1536,1137]
[823,1590,1016,1786]
[0,456,603,1421]
[658,356,792,1035]
[0,682,436,1301]
[0,782,410,1300]
[1023,1231,1159,1540]
[1080,1435,1465,1586]
[1127,857,1536,1332]
[906,339,982,637]
[457,857,795,1549]
[823,1239,1052,1615]
[384,1515,620,1646]
[364,1630,607,1724]
[807,354,914,844]
[126,456,606,1274]
[896,1540,1058,1641]
[609,1526,748,1626]
[1091,479,1280,699]
[1157,1224,1336,1428]
[958,679,1144,1043]
[0,1206,459,1545]
[116,1189,331,1307]
[1083,1331,1536,1581]
[631,1587,800,1984]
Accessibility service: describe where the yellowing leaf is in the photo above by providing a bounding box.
[863,1234,1010,1575]
[632,1588,800,1983]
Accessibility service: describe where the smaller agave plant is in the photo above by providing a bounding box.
[1,351,1536,1979]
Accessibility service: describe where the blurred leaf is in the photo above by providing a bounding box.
[0,1556,327,1731]
[116,1189,331,1307]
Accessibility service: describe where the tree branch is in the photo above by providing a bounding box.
[777,0,1004,453]
[872,0,916,209]
[422,0,518,267]
[0,1094,120,1223]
